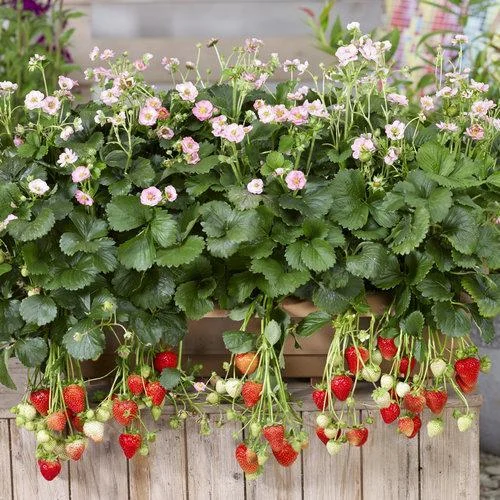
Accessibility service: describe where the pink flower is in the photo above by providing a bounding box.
[134,60,147,71]
[470,100,496,117]
[140,187,162,206]
[436,86,457,98]
[223,123,246,143]
[157,126,174,140]
[13,136,23,147]
[283,59,309,75]
[24,90,45,110]
[359,38,378,61]
[387,93,408,106]
[351,134,376,160]
[244,38,264,53]
[186,152,200,164]
[192,100,214,121]
[100,88,120,105]
[75,190,93,206]
[60,126,74,141]
[384,147,399,165]
[139,106,159,126]
[253,99,265,110]
[304,99,328,118]
[161,57,180,71]
[273,105,289,123]
[164,185,177,202]
[288,106,309,125]
[100,49,115,60]
[436,122,459,133]
[465,124,484,141]
[385,120,405,140]
[58,76,77,91]
[193,382,207,392]
[470,79,489,93]
[89,46,99,61]
[180,136,200,154]
[176,82,198,102]
[420,96,434,112]
[258,105,276,123]
[71,166,91,183]
[285,170,306,191]
[42,96,61,116]
[335,44,358,66]
[247,178,264,194]
[145,97,162,109]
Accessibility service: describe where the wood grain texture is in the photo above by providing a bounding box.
[185,417,245,500]
[0,420,12,500]
[69,422,128,500]
[361,409,419,500]
[10,423,69,500]
[129,415,188,500]
[302,412,362,500]
[420,407,480,500]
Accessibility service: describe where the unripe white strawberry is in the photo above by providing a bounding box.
[226,409,237,421]
[427,418,444,438]
[83,420,104,442]
[326,440,343,455]
[430,358,447,378]
[457,414,474,432]
[96,407,110,422]
[250,422,261,437]
[480,356,491,374]
[139,444,149,456]
[206,392,219,405]
[85,409,95,420]
[36,429,50,443]
[380,374,394,390]
[215,379,227,394]
[395,381,411,398]
[331,354,343,367]
[18,403,37,421]
[42,439,57,452]
[15,416,25,427]
[316,413,331,428]
[24,421,35,431]
[372,388,391,408]
[324,426,340,439]
[361,364,381,382]
[225,378,242,398]
[371,349,383,366]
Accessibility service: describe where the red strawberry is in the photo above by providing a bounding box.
[315,427,329,445]
[380,402,400,424]
[425,390,448,414]
[399,356,416,377]
[403,392,426,414]
[241,381,263,408]
[409,415,422,439]
[69,411,84,432]
[345,346,369,374]
[272,441,299,467]
[398,416,414,437]
[63,384,86,414]
[145,381,167,406]
[154,350,178,372]
[377,336,398,360]
[29,388,50,415]
[38,458,61,481]
[455,375,475,394]
[346,427,368,447]
[112,399,138,426]
[235,443,260,474]
[331,375,353,401]
[263,424,285,450]
[65,439,86,461]
[118,433,142,459]
[235,352,259,375]
[312,388,328,410]
[455,357,480,387]
[46,411,67,432]
[127,374,146,396]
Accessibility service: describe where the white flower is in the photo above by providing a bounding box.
[470,100,496,117]
[0,81,18,95]
[451,34,469,45]
[100,49,115,60]
[161,57,180,71]
[58,76,77,90]
[24,90,45,110]
[258,105,276,123]
[470,79,489,93]
[41,96,61,116]
[346,21,360,31]
[304,99,328,118]
[0,214,17,231]
[335,44,358,66]
[247,178,264,194]
[436,86,458,98]
[89,46,99,61]
[420,95,434,112]
[387,93,408,106]
[351,133,376,160]
[175,81,198,102]
[164,185,177,202]
[28,179,49,196]
[108,111,126,126]
[94,110,107,125]
[60,126,74,141]
[73,117,84,132]
[385,120,405,140]
[436,121,459,133]
[57,148,78,167]
[138,106,158,126]
[283,58,309,75]
[359,38,378,61]
[384,147,399,165]
[100,88,120,106]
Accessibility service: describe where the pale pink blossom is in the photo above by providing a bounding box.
[100,49,115,60]
[60,126,74,141]
[24,90,45,110]
[140,187,162,206]
[161,57,180,71]
[451,34,468,45]
[436,86,458,98]
[180,136,200,154]
[253,99,265,110]
[304,99,328,118]
[176,81,198,102]
[274,168,285,176]
[247,178,264,194]
[465,124,485,141]
[193,382,207,392]
[332,104,345,112]
[285,170,307,191]
[41,96,61,116]
[335,44,358,66]
[387,93,408,106]
[253,73,268,89]
[273,105,289,122]
[57,148,78,167]
[192,100,214,121]
[71,166,91,183]
[158,107,170,120]
[13,136,23,147]
[385,120,405,140]
[283,59,309,75]
[351,134,376,160]
[470,100,496,117]
[436,122,459,132]
[100,88,121,105]
[134,60,147,71]
[384,147,399,165]
[145,97,162,109]
[288,106,309,125]
[28,179,49,195]
[186,152,200,164]
[258,105,276,123]
[164,185,177,202]
[470,79,489,93]
[359,38,378,61]
[461,90,473,100]
[108,112,126,126]
[58,76,77,91]
[244,38,264,53]
[75,190,93,206]
[89,46,99,61]
[223,123,246,143]
[138,106,159,126]
[420,96,434,112]
[0,81,18,95]
[157,126,174,140]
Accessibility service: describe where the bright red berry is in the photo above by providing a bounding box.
[63,384,86,414]
[315,427,329,445]
[272,441,299,467]
[65,439,86,461]
[425,390,448,414]
[398,416,414,437]
[380,402,400,424]
[399,356,416,377]
[312,388,328,410]
[403,392,426,414]
[241,381,263,408]
[118,433,142,459]
[127,374,146,396]
[145,381,167,406]
[454,357,480,387]
[346,427,368,447]
[345,346,369,374]
[38,458,61,481]
[455,375,475,394]
[235,443,260,474]
[153,350,178,372]
[263,424,285,450]
[29,388,50,415]
[409,415,422,439]
[377,336,398,360]
[46,411,67,432]
[112,399,138,426]
[331,375,353,401]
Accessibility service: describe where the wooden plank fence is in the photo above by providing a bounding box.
[0,360,481,500]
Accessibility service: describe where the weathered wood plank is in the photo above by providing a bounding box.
[129,415,188,500]
[420,407,480,500]
[185,417,244,500]
[361,409,419,500]
[0,420,13,500]
[69,422,128,500]
[10,423,69,499]
[302,412,362,500]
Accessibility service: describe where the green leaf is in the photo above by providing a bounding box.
[8,208,55,242]
[106,195,151,231]
[15,337,48,367]
[417,272,453,301]
[394,285,411,317]
[300,238,336,272]
[118,232,155,271]
[400,311,424,336]
[150,210,177,248]
[131,268,176,310]
[432,302,471,337]
[371,254,403,289]
[476,225,500,270]
[330,169,369,229]
[312,275,363,315]
[462,275,500,318]
[0,349,16,389]
[159,368,181,389]
[129,312,163,345]
[406,252,434,285]
[46,255,100,291]
[156,236,205,267]
[264,320,281,346]
[226,187,262,210]
[416,142,455,177]
[174,155,220,174]
[346,242,387,279]
[223,331,256,353]
[63,320,105,360]
[388,207,430,255]
[19,295,57,326]
[296,311,331,337]
[441,206,478,255]
[174,281,214,319]
[157,310,186,346]
[128,157,155,187]
[0,301,24,337]
[0,263,11,277]
[227,272,256,303]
